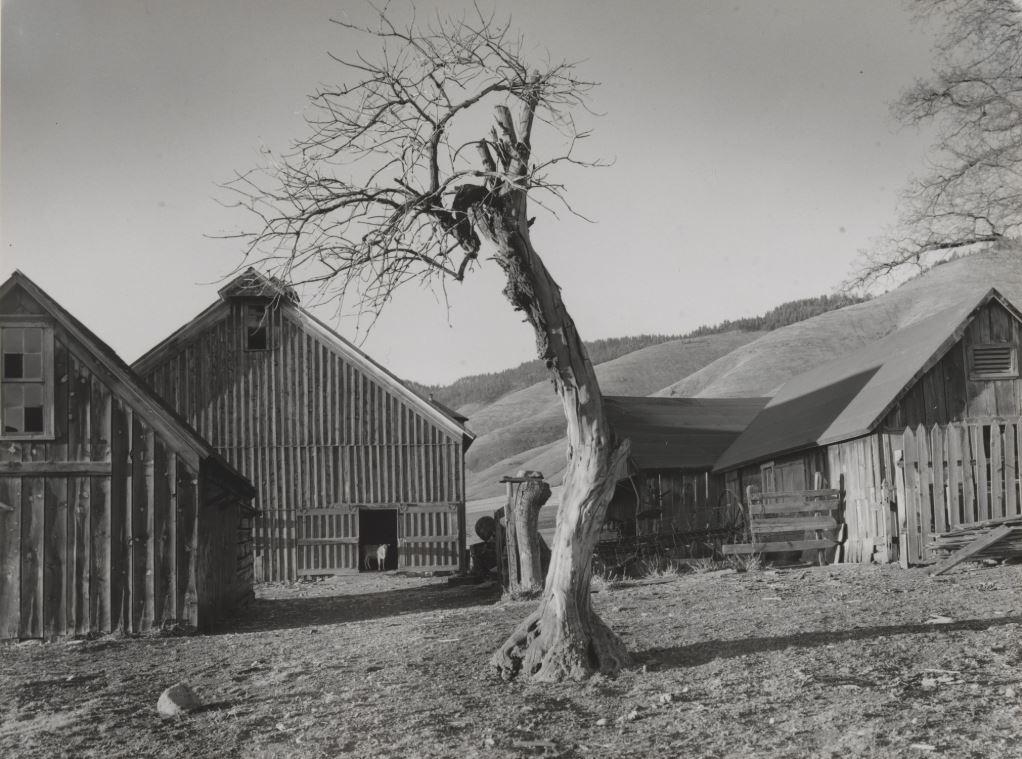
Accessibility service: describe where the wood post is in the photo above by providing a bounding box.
[894,448,909,569]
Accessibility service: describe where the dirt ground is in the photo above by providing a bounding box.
[2,561,1022,758]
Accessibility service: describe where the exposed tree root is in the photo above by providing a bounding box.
[490,600,631,682]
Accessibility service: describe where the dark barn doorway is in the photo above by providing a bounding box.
[359,508,398,571]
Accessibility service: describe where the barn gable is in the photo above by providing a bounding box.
[714,288,1022,472]
[133,269,474,579]
[0,271,255,639]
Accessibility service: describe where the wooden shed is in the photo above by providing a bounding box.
[602,395,767,538]
[0,271,256,640]
[133,269,475,581]
[714,287,1022,565]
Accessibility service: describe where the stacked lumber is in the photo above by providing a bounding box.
[927,516,1022,576]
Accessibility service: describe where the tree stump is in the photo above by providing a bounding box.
[500,470,552,597]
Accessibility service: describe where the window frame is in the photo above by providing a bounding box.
[0,321,55,440]
[968,342,1019,381]
[243,304,271,352]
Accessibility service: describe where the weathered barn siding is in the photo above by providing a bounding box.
[827,434,894,563]
[724,448,828,504]
[716,296,1022,565]
[0,275,255,639]
[882,301,1022,429]
[607,470,721,535]
[137,290,468,580]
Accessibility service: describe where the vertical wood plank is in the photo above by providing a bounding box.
[916,425,932,560]
[20,477,45,638]
[42,476,68,639]
[90,379,112,633]
[0,474,22,639]
[109,400,129,632]
[894,448,909,569]
[143,428,156,631]
[130,416,146,632]
[68,477,90,635]
[962,424,977,523]
[948,423,963,526]
[974,425,990,522]
[153,439,171,628]
[902,428,921,564]
[1007,422,1019,518]
[991,422,1004,520]
[176,458,198,628]
[930,425,948,535]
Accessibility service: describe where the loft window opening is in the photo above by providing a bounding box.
[1,325,53,438]
[245,305,270,351]
[968,342,1018,380]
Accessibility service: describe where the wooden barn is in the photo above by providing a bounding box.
[0,271,256,640]
[133,269,475,581]
[602,395,767,538]
[714,287,1022,565]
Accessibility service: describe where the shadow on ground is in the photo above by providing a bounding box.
[224,581,502,634]
[637,614,1022,670]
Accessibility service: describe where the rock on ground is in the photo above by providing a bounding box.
[157,683,201,718]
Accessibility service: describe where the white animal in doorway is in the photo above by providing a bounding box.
[363,543,389,570]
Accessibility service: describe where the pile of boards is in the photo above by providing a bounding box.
[927,516,1022,575]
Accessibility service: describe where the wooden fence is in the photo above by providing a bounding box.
[899,420,1022,565]
[721,488,842,562]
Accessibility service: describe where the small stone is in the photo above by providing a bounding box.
[920,677,938,691]
[483,737,496,748]
[595,718,608,727]
[1005,687,1016,698]
[657,693,674,705]
[626,708,639,721]
[768,717,775,725]
[157,682,201,718]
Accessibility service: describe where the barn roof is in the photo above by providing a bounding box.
[0,271,255,499]
[604,395,769,471]
[132,268,475,445]
[714,287,1022,471]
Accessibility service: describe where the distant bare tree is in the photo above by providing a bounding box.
[854,0,1022,286]
[223,6,630,681]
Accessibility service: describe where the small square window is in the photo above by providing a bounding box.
[23,406,43,433]
[3,353,23,378]
[245,306,270,351]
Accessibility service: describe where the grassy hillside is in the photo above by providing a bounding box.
[466,246,1022,501]
[658,246,1022,398]
[410,293,865,411]
[463,331,765,478]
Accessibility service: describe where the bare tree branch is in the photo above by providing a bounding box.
[219,4,598,321]
[852,0,1022,288]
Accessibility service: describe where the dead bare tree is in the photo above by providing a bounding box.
[854,0,1022,286]
[222,6,630,681]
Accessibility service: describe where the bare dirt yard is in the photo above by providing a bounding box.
[2,562,1022,758]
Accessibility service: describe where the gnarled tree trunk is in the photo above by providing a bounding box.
[470,186,631,681]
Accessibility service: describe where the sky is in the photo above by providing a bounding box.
[2,1,939,385]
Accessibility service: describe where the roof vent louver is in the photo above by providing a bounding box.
[969,343,1017,379]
